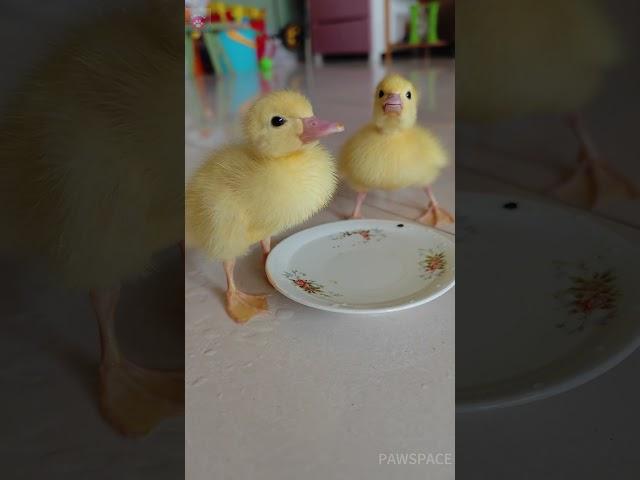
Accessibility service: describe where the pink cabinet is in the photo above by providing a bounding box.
[309,0,371,55]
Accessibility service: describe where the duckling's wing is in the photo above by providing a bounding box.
[185,179,253,261]
[415,127,448,169]
[207,201,253,261]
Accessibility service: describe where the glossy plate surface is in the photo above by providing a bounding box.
[456,193,640,412]
[266,219,455,314]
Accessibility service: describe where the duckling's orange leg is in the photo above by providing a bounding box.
[417,186,454,226]
[260,237,273,284]
[550,115,639,208]
[260,237,271,265]
[223,260,268,324]
[91,288,183,437]
[350,191,368,219]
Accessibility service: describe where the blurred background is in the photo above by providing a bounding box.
[185,0,454,154]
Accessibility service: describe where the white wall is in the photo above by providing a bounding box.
[369,0,413,63]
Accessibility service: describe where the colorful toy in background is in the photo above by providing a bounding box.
[184,3,273,76]
[408,1,441,45]
[280,22,302,51]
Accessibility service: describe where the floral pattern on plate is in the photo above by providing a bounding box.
[553,260,619,333]
[283,270,342,298]
[419,248,447,280]
[331,228,386,246]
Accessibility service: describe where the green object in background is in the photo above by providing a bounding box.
[259,56,273,73]
[427,1,440,43]
[260,57,273,81]
[261,68,273,81]
[409,3,420,45]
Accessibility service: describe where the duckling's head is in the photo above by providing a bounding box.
[244,90,344,157]
[372,74,418,131]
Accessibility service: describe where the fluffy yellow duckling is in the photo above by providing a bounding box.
[339,74,452,225]
[457,0,636,207]
[186,91,344,323]
[0,1,183,436]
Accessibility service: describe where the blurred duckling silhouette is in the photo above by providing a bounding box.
[0,1,183,436]
[457,0,637,207]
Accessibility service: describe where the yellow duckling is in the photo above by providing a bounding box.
[186,91,344,323]
[339,74,453,226]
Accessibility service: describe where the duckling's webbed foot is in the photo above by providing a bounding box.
[99,359,184,437]
[417,186,454,226]
[225,290,269,324]
[417,204,455,226]
[550,150,639,208]
[550,115,639,208]
[223,259,269,323]
[91,288,184,437]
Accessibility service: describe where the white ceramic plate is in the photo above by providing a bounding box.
[266,219,455,314]
[456,192,640,412]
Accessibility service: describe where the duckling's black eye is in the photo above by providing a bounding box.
[378,90,384,98]
[271,116,286,127]
[406,91,412,99]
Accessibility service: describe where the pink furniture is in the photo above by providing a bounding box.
[309,0,371,56]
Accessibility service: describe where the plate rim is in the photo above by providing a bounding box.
[457,331,640,413]
[265,219,455,314]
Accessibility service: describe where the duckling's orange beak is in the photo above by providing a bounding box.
[300,117,344,143]
[383,93,403,114]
